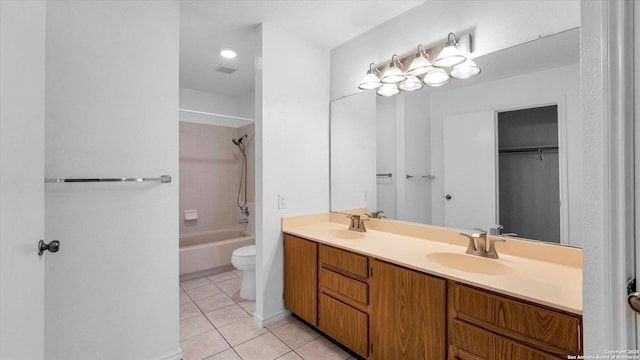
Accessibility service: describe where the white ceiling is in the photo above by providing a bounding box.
[179,0,425,97]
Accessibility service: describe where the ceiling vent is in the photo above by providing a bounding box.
[215,64,237,74]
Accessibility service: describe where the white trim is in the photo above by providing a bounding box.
[253,309,291,328]
[153,349,183,360]
[582,0,636,354]
[635,0,640,346]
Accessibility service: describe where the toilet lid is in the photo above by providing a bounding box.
[233,245,255,257]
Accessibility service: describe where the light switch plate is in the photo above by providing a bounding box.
[278,193,287,209]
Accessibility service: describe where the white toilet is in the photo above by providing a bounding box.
[230,245,256,300]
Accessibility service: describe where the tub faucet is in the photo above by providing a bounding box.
[347,214,368,232]
[367,210,385,219]
[460,228,505,259]
[238,218,248,225]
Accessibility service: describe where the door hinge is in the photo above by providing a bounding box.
[370,267,373,277]
[370,343,373,354]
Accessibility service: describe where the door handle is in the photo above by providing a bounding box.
[445,194,452,200]
[38,240,60,256]
[627,279,640,314]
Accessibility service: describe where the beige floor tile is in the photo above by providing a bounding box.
[195,293,236,313]
[185,283,223,300]
[205,348,241,360]
[207,271,239,283]
[271,319,320,350]
[180,314,215,341]
[180,290,193,305]
[218,317,268,346]
[180,302,203,321]
[233,333,290,360]
[205,304,250,328]
[266,315,295,331]
[232,269,243,277]
[238,300,256,315]
[225,289,244,303]
[294,337,350,360]
[216,277,242,292]
[180,330,230,360]
[181,277,212,290]
[276,352,303,360]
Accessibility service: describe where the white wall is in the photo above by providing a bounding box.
[44,2,181,359]
[0,1,46,359]
[330,0,580,100]
[180,87,240,116]
[255,23,330,325]
[238,89,256,120]
[428,64,581,247]
[376,96,398,218]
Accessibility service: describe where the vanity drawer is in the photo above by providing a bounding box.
[319,244,368,281]
[452,320,562,360]
[318,293,369,358]
[319,268,368,306]
[452,284,581,356]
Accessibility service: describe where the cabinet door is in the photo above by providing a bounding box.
[370,259,446,359]
[283,234,318,326]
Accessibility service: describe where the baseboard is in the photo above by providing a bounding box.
[253,309,291,328]
[153,348,183,360]
[179,264,235,282]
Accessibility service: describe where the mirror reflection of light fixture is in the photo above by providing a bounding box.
[407,45,433,77]
[399,75,423,91]
[359,32,479,96]
[433,33,467,67]
[450,58,481,79]
[380,55,406,84]
[377,83,400,97]
[423,68,451,87]
[358,63,383,90]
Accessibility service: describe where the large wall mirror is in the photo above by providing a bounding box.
[330,28,582,248]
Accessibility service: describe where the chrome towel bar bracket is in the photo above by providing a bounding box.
[45,175,171,184]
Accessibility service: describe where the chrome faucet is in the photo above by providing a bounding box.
[460,228,506,259]
[347,214,368,232]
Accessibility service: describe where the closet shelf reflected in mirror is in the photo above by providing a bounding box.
[178,108,255,128]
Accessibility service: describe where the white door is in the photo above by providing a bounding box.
[0,1,47,359]
[443,111,496,230]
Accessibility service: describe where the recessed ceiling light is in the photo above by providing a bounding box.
[220,48,237,59]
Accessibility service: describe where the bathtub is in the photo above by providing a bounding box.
[179,229,255,281]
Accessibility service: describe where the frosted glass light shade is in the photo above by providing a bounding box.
[398,76,423,91]
[450,58,481,79]
[377,83,400,96]
[381,55,406,84]
[358,72,383,90]
[433,45,466,68]
[423,68,450,87]
[407,51,432,77]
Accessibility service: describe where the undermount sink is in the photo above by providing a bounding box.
[426,252,513,275]
[327,229,365,240]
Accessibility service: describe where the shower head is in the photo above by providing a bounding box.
[232,134,248,146]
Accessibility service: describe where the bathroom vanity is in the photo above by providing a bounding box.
[282,213,582,360]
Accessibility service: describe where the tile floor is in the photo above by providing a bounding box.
[179,270,358,360]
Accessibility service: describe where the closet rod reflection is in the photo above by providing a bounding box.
[45,175,172,183]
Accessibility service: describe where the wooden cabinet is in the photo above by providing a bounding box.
[448,282,582,360]
[369,259,446,360]
[318,244,370,358]
[283,234,318,326]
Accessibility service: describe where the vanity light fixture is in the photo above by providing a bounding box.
[406,45,433,76]
[358,32,480,96]
[433,33,466,67]
[380,55,407,84]
[377,83,401,97]
[358,63,383,90]
[450,58,481,79]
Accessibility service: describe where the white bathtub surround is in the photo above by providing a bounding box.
[179,229,255,281]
